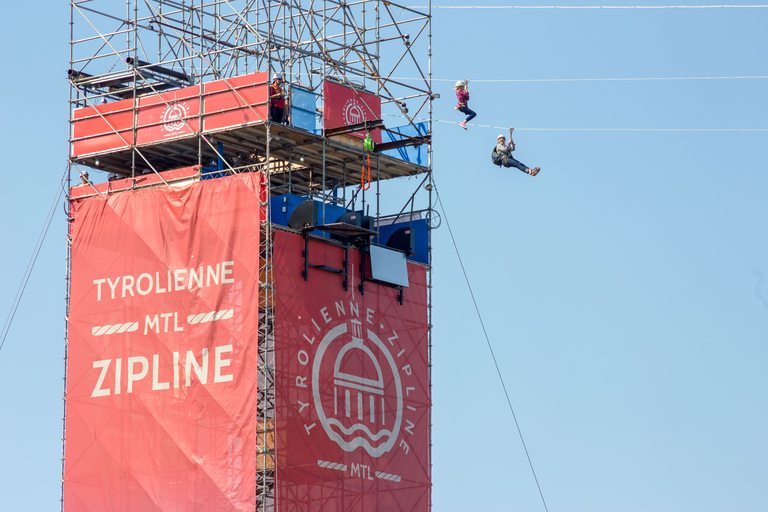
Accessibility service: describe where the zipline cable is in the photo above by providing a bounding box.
[393,75,768,83]
[440,122,768,131]
[0,168,67,355]
[382,113,768,131]
[432,176,550,512]
[414,4,768,9]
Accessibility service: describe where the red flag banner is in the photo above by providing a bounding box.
[274,230,431,512]
[64,173,266,512]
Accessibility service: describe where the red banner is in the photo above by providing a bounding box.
[323,80,382,142]
[274,230,431,512]
[136,85,201,143]
[64,173,266,512]
[203,73,269,132]
[71,100,134,156]
[70,72,269,158]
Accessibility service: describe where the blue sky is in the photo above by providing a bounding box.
[1,1,767,512]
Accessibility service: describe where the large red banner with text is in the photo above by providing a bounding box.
[64,173,265,512]
[274,230,430,512]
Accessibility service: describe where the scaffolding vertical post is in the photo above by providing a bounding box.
[61,8,75,512]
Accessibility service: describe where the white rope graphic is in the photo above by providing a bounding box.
[317,460,348,472]
[91,309,234,336]
[375,471,402,482]
[187,309,234,325]
[91,322,140,336]
[317,461,401,482]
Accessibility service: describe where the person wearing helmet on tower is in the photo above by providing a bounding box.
[492,127,540,176]
[269,74,286,124]
[454,79,475,130]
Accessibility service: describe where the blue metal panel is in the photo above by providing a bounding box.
[270,194,349,238]
[270,193,307,227]
[381,122,428,166]
[201,141,230,180]
[290,86,318,132]
[378,218,429,264]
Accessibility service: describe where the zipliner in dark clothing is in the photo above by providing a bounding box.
[493,142,529,172]
[492,130,540,176]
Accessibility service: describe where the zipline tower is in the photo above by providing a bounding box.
[64,1,434,511]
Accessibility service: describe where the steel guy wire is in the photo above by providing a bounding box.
[0,167,67,355]
[432,175,550,512]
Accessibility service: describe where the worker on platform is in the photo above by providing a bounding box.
[269,74,286,124]
[454,79,475,130]
[77,171,90,186]
[492,128,540,176]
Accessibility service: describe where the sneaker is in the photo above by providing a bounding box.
[529,167,541,176]
[459,121,467,130]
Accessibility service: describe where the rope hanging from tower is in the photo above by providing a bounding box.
[362,132,374,191]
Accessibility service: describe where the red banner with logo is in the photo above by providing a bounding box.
[136,85,201,143]
[70,72,269,158]
[274,230,430,512]
[64,173,266,512]
[323,80,382,142]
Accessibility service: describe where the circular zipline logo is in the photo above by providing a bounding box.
[291,301,425,477]
[342,98,365,126]
[312,319,402,457]
[161,101,190,133]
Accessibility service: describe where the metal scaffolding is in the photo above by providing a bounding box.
[65,1,433,511]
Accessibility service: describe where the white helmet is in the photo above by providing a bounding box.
[274,73,283,81]
[497,134,505,140]
[454,80,465,89]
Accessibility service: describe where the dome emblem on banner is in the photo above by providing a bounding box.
[161,101,190,133]
[342,97,366,126]
[312,319,403,458]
